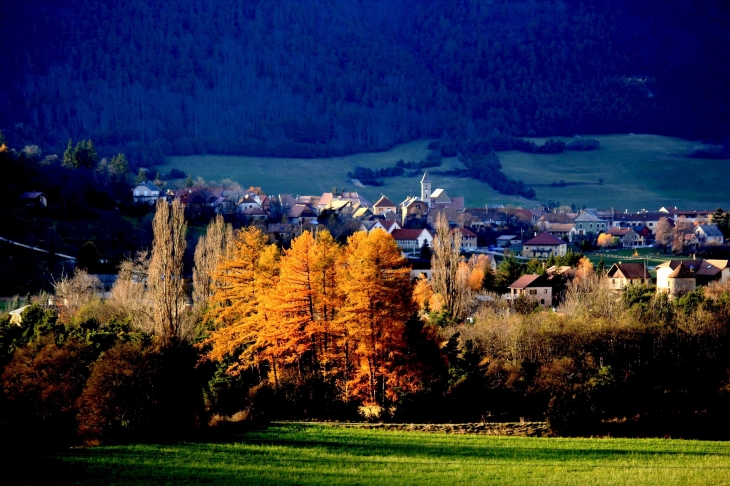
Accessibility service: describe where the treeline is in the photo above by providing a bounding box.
[3,0,729,164]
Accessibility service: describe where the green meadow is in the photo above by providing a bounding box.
[162,134,730,210]
[500,134,730,210]
[45,424,730,485]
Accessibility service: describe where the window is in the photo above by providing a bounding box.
[540,299,545,305]
[529,289,537,295]
[144,191,148,196]
[544,289,548,293]
[134,190,139,196]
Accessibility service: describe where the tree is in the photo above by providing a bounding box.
[494,254,525,293]
[76,241,100,272]
[148,199,188,344]
[336,230,416,406]
[109,153,129,178]
[185,174,194,187]
[431,213,463,320]
[672,216,693,254]
[62,139,75,168]
[206,227,280,378]
[655,218,673,253]
[136,168,147,185]
[193,215,233,306]
[597,233,615,248]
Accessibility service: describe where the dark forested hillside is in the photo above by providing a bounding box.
[1,0,728,164]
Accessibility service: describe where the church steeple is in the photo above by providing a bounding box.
[420,172,431,208]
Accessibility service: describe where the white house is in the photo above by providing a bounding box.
[132,181,163,205]
[694,224,724,245]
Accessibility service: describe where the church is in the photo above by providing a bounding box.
[399,173,464,222]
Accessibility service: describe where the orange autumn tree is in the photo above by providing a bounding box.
[205,227,281,380]
[336,229,417,406]
[267,229,343,380]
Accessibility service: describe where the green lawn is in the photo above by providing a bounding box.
[499,134,730,210]
[45,424,730,485]
[161,134,730,211]
[163,141,533,208]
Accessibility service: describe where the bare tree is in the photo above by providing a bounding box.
[655,217,673,253]
[672,216,693,254]
[193,215,233,306]
[148,199,188,343]
[431,212,464,320]
[52,269,103,317]
[108,250,154,331]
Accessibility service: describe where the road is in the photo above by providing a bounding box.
[0,236,76,261]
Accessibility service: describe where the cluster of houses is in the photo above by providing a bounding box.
[509,258,730,308]
[501,206,725,258]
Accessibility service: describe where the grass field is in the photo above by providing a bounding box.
[162,134,730,211]
[582,247,691,270]
[44,424,730,485]
[499,134,730,210]
[165,141,527,209]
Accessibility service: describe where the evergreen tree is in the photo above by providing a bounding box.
[62,139,75,169]
[136,168,147,185]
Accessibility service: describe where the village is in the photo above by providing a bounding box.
[126,171,730,310]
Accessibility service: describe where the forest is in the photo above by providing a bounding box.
[2,0,729,168]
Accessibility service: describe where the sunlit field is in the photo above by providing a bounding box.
[46,423,730,485]
[163,134,729,210]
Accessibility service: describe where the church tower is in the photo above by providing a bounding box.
[420,172,431,208]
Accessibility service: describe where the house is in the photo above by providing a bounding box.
[655,259,730,292]
[546,223,576,242]
[522,233,567,258]
[408,258,432,281]
[400,197,429,222]
[573,210,608,235]
[372,195,397,215]
[452,227,478,250]
[607,263,652,290]
[606,227,643,247]
[611,211,664,234]
[657,263,697,298]
[390,228,434,252]
[508,274,553,307]
[659,207,714,223]
[694,224,724,245]
[369,219,401,234]
[20,191,48,208]
[240,207,268,222]
[267,224,298,244]
[287,204,318,225]
[8,305,30,325]
[535,216,576,242]
[352,207,373,219]
[132,181,163,205]
[496,235,520,248]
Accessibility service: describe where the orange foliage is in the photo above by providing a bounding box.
[205,227,431,405]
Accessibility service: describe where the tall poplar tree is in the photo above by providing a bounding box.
[148,199,188,344]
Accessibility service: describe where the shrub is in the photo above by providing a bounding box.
[76,342,203,443]
[1,336,96,445]
[566,138,600,151]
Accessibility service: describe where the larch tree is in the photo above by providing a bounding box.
[205,227,281,381]
[148,199,188,344]
[337,229,415,406]
[267,229,343,379]
[192,215,233,306]
[431,213,463,320]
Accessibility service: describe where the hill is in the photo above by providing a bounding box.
[2,0,729,164]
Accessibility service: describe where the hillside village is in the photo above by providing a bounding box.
[129,171,730,308]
